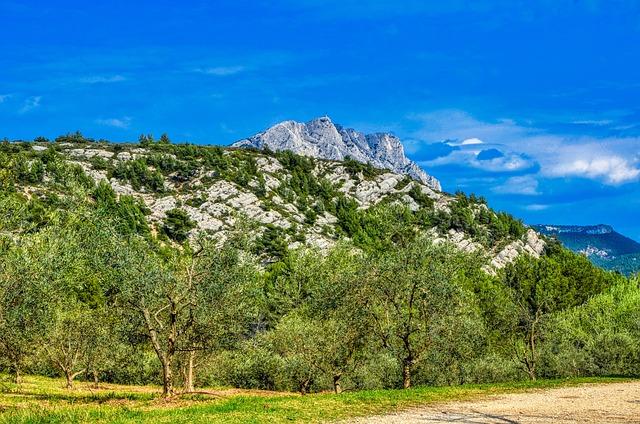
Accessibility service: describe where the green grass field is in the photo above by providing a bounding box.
[0,375,629,423]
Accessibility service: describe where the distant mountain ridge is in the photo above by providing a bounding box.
[232,116,441,191]
[533,224,640,275]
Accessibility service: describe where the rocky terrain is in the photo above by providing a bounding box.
[233,116,441,191]
[6,139,544,272]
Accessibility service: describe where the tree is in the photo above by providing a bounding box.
[0,239,52,384]
[43,306,96,388]
[363,237,475,388]
[162,208,196,243]
[541,278,640,378]
[138,133,155,148]
[502,250,614,380]
[113,238,257,396]
[272,313,367,394]
[264,246,372,393]
[267,313,323,395]
[0,219,91,385]
[159,133,171,145]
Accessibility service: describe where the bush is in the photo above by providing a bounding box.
[162,208,195,242]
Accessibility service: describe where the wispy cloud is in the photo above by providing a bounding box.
[571,119,613,126]
[493,175,540,196]
[524,204,550,211]
[96,117,132,129]
[419,141,537,174]
[79,75,127,84]
[549,156,640,184]
[409,109,640,186]
[194,66,246,76]
[19,96,41,113]
[0,94,11,103]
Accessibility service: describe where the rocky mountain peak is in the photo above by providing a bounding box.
[233,117,441,191]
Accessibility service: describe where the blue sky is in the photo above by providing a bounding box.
[1,0,639,239]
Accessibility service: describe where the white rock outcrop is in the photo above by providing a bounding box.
[233,116,441,191]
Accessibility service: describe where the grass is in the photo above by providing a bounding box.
[0,375,631,423]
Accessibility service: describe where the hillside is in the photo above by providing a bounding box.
[533,224,640,275]
[1,137,543,271]
[0,135,632,400]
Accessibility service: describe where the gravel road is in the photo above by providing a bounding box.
[347,381,640,423]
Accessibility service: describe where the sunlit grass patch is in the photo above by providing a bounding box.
[0,375,631,424]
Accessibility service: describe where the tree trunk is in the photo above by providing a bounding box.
[162,360,173,397]
[299,378,311,395]
[333,374,342,394]
[527,322,537,381]
[65,370,74,389]
[14,365,21,385]
[92,369,99,389]
[141,306,176,398]
[183,350,195,393]
[402,360,412,389]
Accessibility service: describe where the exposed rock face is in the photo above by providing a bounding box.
[33,143,545,272]
[232,117,441,191]
[488,229,546,272]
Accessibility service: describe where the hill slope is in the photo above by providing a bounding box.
[532,224,640,275]
[1,139,542,271]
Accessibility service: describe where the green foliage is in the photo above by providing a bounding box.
[162,208,196,242]
[500,247,618,379]
[254,225,288,262]
[407,184,434,208]
[159,133,171,144]
[54,131,92,144]
[0,138,637,398]
[138,133,154,147]
[93,181,149,236]
[343,156,378,179]
[112,158,165,192]
[540,278,640,378]
[361,237,484,388]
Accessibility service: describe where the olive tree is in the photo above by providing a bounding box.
[363,237,475,388]
[503,249,615,380]
[264,245,371,393]
[0,225,70,384]
[113,237,257,396]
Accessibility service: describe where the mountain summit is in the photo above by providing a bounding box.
[232,117,441,191]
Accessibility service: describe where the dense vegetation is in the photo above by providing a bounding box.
[0,136,637,402]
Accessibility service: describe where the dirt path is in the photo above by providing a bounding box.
[348,381,640,423]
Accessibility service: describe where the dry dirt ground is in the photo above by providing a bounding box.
[348,381,640,423]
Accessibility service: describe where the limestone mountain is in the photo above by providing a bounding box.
[1,139,544,273]
[533,224,640,275]
[232,116,441,191]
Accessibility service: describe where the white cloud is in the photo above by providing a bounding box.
[80,75,126,84]
[96,117,132,129]
[408,109,640,186]
[493,175,540,195]
[19,96,41,113]
[549,156,640,184]
[446,137,484,146]
[421,144,536,173]
[461,137,484,145]
[195,66,245,76]
[571,119,613,126]
[0,94,11,103]
[524,204,550,211]
[408,110,532,144]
